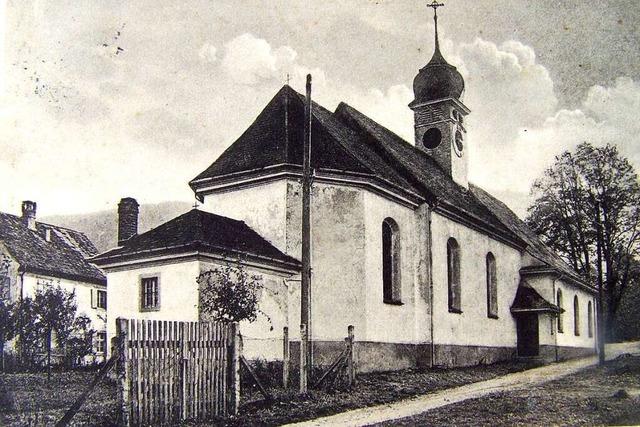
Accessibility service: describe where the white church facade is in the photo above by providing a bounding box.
[93,9,597,371]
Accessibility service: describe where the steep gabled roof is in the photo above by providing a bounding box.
[469,185,591,290]
[0,212,105,285]
[334,102,524,246]
[190,86,419,199]
[511,280,560,313]
[91,209,300,270]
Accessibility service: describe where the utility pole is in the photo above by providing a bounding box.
[300,74,312,392]
[595,200,606,365]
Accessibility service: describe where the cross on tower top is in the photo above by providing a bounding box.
[427,1,445,53]
[427,0,445,17]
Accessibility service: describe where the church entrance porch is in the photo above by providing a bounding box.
[516,313,539,357]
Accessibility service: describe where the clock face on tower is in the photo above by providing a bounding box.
[454,130,464,157]
[422,127,442,149]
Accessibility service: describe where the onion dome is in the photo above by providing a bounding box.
[412,4,464,104]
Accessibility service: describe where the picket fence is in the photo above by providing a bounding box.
[114,318,240,426]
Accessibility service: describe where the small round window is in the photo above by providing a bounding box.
[422,128,442,149]
[454,130,464,157]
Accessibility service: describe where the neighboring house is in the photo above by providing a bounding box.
[0,201,108,361]
[92,198,300,360]
[93,12,597,372]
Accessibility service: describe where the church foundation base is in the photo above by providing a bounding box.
[278,341,596,374]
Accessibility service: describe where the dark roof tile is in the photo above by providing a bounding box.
[0,212,105,284]
[92,209,300,268]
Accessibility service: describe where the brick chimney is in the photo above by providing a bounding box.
[117,197,139,246]
[21,201,37,231]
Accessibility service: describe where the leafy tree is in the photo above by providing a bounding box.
[197,263,268,325]
[32,285,78,376]
[63,314,95,368]
[526,143,640,340]
[0,254,15,371]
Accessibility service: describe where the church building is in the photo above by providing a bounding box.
[93,6,597,371]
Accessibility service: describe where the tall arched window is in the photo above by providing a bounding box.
[587,301,593,338]
[486,252,498,318]
[447,238,461,313]
[557,289,564,333]
[382,218,401,304]
[574,295,580,336]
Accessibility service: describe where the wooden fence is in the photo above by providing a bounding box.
[115,318,240,426]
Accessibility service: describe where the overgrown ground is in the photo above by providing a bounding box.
[205,360,540,426]
[0,361,537,426]
[4,357,637,426]
[0,369,118,426]
[378,355,640,426]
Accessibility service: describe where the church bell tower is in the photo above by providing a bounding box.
[410,1,470,188]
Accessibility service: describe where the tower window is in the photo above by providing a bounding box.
[447,238,461,313]
[382,218,401,304]
[422,127,442,149]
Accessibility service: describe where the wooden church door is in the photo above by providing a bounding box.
[516,313,539,357]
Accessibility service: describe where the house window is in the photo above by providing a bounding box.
[382,218,401,304]
[140,276,160,311]
[96,290,107,310]
[486,252,498,318]
[557,289,564,333]
[96,332,107,354]
[574,295,580,336]
[587,300,594,338]
[447,238,461,313]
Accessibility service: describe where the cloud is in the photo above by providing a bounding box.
[198,42,218,63]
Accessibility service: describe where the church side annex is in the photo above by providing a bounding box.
[92,4,597,372]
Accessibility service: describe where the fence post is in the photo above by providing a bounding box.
[116,318,131,427]
[347,325,355,386]
[299,324,307,393]
[282,326,290,388]
[180,322,188,421]
[227,322,240,416]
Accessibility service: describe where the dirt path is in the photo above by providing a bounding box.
[286,342,640,427]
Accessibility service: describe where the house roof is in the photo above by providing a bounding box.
[511,280,560,314]
[469,185,592,290]
[0,212,105,285]
[91,209,301,270]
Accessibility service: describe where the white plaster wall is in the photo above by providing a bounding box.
[201,181,288,253]
[21,273,107,334]
[286,181,367,342]
[430,212,522,347]
[199,261,290,361]
[105,260,201,352]
[362,191,427,344]
[556,280,597,349]
[526,275,597,349]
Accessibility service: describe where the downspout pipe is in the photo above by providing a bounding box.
[427,202,436,367]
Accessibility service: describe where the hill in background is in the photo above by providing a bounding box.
[43,201,193,252]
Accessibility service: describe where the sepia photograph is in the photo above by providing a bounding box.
[1,0,639,425]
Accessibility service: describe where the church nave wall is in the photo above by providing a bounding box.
[430,212,521,349]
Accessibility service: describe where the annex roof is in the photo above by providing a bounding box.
[511,280,560,314]
[0,212,105,285]
[91,209,301,270]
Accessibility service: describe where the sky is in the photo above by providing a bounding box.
[1,0,639,218]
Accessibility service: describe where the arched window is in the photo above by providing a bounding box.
[447,238,461,313]
[486,252,498,318]
[382,218,401,304]
[557,289,564,333]
[574,295,580,336]
[587,301,593,338]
